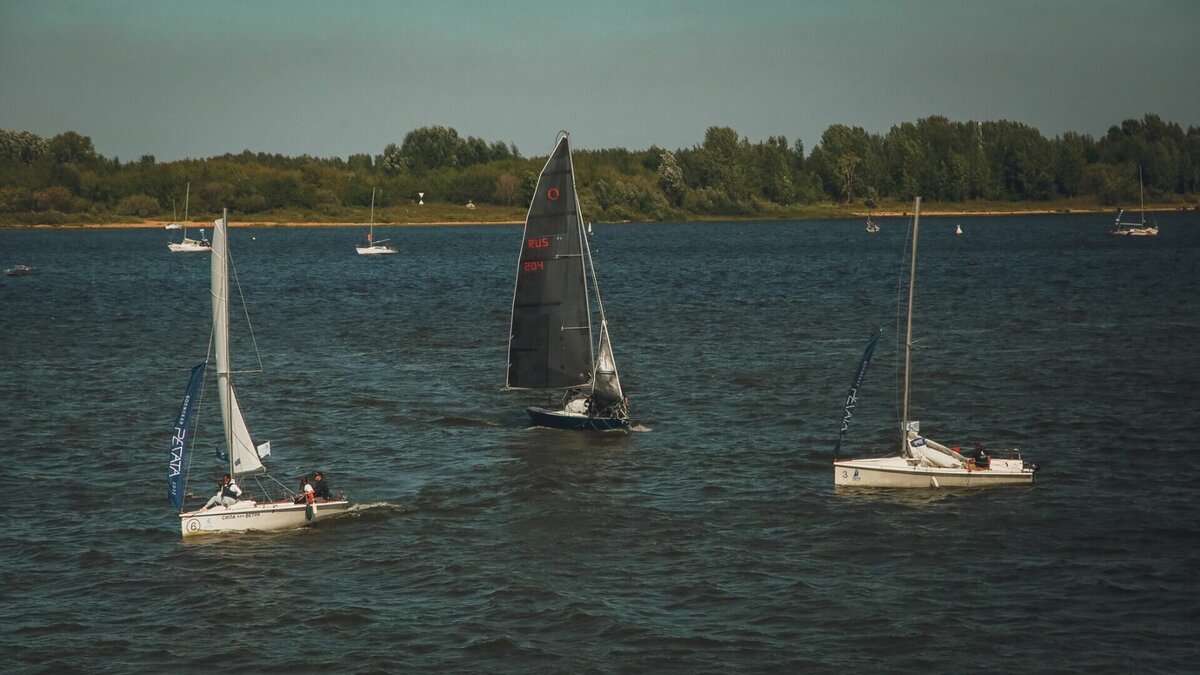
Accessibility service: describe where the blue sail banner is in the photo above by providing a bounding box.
[168,362,206,510]
[834,329,883,458]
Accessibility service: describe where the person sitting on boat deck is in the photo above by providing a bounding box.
[311,472,331,502]
[201,474,241,510]
[293,475,314,505]
[971,441,990,470]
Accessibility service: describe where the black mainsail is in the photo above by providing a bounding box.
[506,134,594,391]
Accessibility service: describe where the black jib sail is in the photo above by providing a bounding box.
[506,134,593,390]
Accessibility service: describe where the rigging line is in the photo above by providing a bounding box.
[228,243,266,375]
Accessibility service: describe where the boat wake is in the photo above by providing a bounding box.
[630,423,652,432]
[345,501,413,515]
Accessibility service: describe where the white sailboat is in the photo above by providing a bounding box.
[170,210,349,536]
[356,187,398,255]
[833,197,1038,488]
[865,214,879,233]
[1111,167,1159,237]
[955,223,964,236]
[167,182,211,252]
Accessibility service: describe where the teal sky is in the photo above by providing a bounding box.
[2,0,1197,160]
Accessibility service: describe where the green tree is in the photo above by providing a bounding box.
[656,150,685,205]
[48,131,97,165]
[115,194,160,216]
[494,173,521,206]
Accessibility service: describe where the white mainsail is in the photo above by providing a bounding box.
[211,213,264,476]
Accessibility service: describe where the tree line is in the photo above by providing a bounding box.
[1,115,1197,224]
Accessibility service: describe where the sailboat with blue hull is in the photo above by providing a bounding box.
[505,132,630,431]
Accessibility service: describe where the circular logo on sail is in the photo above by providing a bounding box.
[186,519,201,533]
[546,187,560,201]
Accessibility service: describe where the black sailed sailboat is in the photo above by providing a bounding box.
[505,132,630,430]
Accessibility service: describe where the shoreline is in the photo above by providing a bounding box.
[3,205,1193,230]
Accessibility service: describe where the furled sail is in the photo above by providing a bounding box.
[168,362,206,509]
[590,320,623,405]
[833,329,882,459]
[506,134,593,390]
[212,214,265,476]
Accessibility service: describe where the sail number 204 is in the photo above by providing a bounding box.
[523,237,550,273]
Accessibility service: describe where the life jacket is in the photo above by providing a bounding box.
[222,483,240,500]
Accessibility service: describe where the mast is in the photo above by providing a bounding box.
[1138,166,1145,226]
[369,186,376,241]
[182,182,190,238]
[213,209,234,477]
[901,197,921,457]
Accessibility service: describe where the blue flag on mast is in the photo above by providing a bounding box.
[834,329,883,459]
[168,362,206,510]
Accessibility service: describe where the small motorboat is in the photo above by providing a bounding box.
[5,264,38,276]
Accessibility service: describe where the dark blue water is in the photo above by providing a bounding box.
[2,213,1198,672]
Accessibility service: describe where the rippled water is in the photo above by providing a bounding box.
[2,213,1197,672]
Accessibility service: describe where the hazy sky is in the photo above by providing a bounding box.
[2,0,1197,161]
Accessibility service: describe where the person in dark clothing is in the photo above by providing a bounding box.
[201,474,241,510]
[311,472,332,501]
[972,441,990,470]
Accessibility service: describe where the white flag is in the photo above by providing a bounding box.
[256,441,271,458]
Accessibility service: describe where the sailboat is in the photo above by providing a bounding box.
[865,214,880,233]
[170,210,350,536]
[356,187,398,255]
[955,223,964,236]
[167,182,211,252]
[505,132,630,430]
[1112,167,1159,237]
[833,197,1038,488]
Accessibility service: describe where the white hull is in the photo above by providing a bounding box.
[165,223,182,230]
[356,244,398,255]
[168,238,211,253]
[179,499,350,537]
[1113,227,1158,237]
[834,456,1034,488]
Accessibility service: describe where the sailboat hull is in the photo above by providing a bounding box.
[356,245,398,255]
[834,456,1035,488]
[179,499,351,537]
[168,239,211,253]
[526,406,629,431]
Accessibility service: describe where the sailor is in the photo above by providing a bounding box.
[201,474,241,510]
[973,442,990,470]
[311,472,331,502]
[293,475,315,505]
